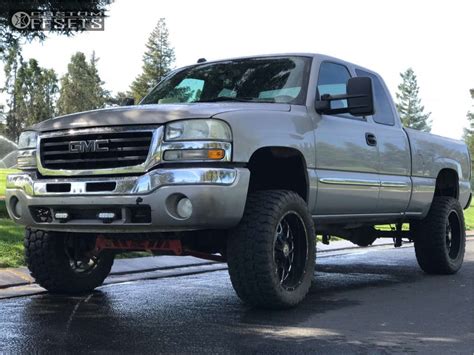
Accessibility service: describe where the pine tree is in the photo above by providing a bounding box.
[464,89,474,158]
[2,45,58,140]
[396,68,432,132]
[89,51,110,107]
[57,52,109,115]
[130,18,175,102]
[15,59,58,128]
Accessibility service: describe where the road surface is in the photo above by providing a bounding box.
[0,240,472,353]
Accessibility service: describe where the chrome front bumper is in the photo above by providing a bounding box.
[6,167,250,233]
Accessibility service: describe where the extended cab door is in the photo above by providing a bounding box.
[311,61,380,215]
[355,69,412,213]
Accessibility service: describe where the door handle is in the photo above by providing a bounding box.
[365,133,377,146]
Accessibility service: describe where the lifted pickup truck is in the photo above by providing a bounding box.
[7,54,471,308]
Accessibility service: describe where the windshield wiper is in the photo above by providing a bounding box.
[195,96,275,103]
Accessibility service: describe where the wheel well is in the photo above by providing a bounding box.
[434,169,459,199]
[247,147,308,201]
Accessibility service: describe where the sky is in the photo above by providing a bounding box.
[2,0,474,139]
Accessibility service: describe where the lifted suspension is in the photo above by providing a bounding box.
[95,236,226,262]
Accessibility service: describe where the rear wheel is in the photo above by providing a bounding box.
[227,190,316,309]
[413,197,466,274]
[24,229,114,293]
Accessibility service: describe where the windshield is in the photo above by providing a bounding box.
[141,56,311,105]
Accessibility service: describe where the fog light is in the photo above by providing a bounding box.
[14,201,22,218]
[97,212,116,223]
[176,197,193,219]
[10,197,22,218]
[54,211,69,223]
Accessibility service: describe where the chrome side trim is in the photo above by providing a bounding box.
[319,177,380,187]
[319,177,410,188]
[7,168,238,197]
[313,212,403,218]
[380,181,409,188]
[404,212,424,217]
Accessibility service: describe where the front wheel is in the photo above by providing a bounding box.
[413,196,466,274]
[227,190,316,309]
[24,229,115,293]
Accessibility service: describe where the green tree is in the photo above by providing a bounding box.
[2,45,58,140]
[15,59,58,128]
[57,51,109,115]
[396,68,432,132]
[130,18,175,102]
[464,89,474,157]
[2,42,23,140]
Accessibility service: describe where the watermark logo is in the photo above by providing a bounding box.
[11,12,32,29]
[9,10,105,31]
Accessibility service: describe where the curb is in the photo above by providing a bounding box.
[0,268,33,289]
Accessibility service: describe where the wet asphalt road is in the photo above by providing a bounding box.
[0,241,473,354]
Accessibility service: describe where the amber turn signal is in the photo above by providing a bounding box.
[207,149,225,160]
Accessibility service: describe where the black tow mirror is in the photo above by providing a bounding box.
[315,77,374,117]
[121,97,135,106]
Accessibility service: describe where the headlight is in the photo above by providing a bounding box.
[165,119,232,141]
[17,131,38,170]
[18,131,38,149]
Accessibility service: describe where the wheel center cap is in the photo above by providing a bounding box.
[283,243,290,257]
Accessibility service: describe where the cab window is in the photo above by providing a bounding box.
[356,69,395,126]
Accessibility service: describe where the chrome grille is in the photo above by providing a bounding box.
[40,131,153,170]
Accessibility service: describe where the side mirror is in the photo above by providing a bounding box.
[121,97,135,106]
[315,77,374,117]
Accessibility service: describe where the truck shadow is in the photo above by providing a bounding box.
[239,259,424,326]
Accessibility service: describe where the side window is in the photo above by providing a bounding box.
[317,62,351,110]
[356,69,395,126]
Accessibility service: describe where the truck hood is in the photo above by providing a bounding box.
[31,103,291,132]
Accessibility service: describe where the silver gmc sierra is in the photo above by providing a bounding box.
[6,53,471,308]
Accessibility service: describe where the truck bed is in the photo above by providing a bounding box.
[404,127,471,208]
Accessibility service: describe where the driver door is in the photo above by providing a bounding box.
[312,62,380,215]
